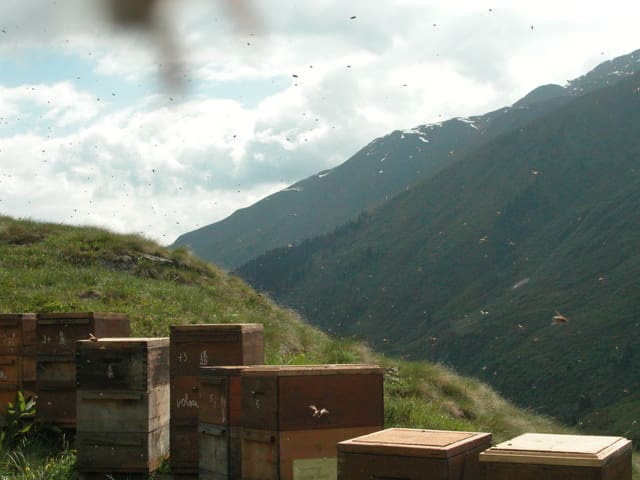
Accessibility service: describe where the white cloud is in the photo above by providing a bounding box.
[1,0,640,246]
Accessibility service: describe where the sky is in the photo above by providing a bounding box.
[0,0,639,246]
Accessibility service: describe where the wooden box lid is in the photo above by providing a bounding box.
[37,312,129,321]
[479,433,632,467]
[171,323,263,335]
[338,428,492,458]
[240,364,382,376]
[77,337,169,348]
[199,365,246,379]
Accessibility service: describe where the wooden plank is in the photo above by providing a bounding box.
[76,384,170,433]
[76,427,169,473]
[199,367,245,426]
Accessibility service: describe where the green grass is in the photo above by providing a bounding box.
[1,215,636,478]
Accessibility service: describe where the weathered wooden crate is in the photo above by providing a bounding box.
[198,366,246,480]
[170,324,264,475]
[76,338,170,475]
[337,428,492,480]
[0,313,37,397]
[37,312,130,354]
[241,364,384,431]
[479,433,632,480]
[240,364,384,480]
[35,312,130,428]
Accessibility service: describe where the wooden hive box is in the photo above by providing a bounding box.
[35,312,130,428]
[479,433,632,480]
[337,428,492,480]
[75,338,170,475]
[198,366,246,480]
[0,313,37,412]
[170,323,264,475]
[241,364,384,480]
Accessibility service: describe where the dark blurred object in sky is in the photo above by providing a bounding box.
[102,0,262,90]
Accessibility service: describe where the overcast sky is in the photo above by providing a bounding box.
[1,0,638,245]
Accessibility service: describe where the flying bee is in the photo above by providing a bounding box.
[551,312,569,325]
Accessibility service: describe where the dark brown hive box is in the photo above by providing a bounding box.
[75,338,170,475]
[35,312,130,428]
[338,428,491,480]
[198,366,246,480]
[241,364,384,480]
[0,313,37,412]
[0,313,37,355]
[479,433,631,480]
[170,323,264,475]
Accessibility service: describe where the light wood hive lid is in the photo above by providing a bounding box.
[338,428,492,458]
[479,433,632,467]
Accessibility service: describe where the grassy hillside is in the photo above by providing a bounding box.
[0,215,576,479]
[237,72,640,437]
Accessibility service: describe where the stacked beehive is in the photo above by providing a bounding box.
[75,337,170,477]
[170,323,264,476]
[198,366,246,480]
[35,312,130,428]
[240,364,384,480]
[337,428,492,480]
[0,313,37,417]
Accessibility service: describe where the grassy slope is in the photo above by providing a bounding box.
[0,215,630,478]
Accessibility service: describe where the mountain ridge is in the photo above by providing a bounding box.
[173,48,640,270]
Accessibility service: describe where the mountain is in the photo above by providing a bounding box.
[174,49,640,270]
[168,70,598,269]
[237,67,640,439]
[0,216,571,478]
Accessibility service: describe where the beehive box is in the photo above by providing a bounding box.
[479,433,632,480]
[241,364,384,480]
[0,313,37,405]
[199,366,246,480]
[170,323,264,475]
[36,312,130,428]
[76,338,170,475]
[0,313,37,355]
[337,428,492,480]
